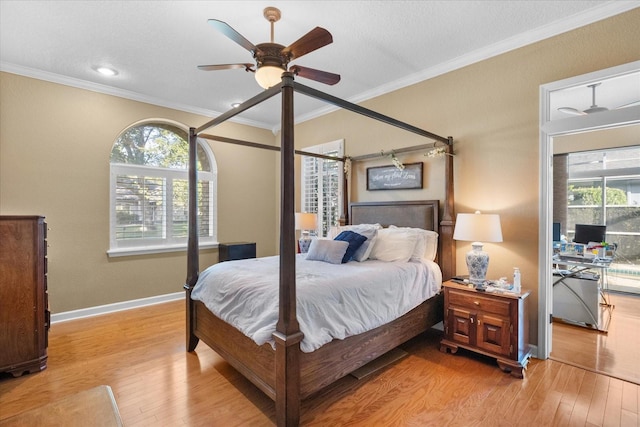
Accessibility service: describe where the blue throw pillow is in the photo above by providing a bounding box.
[334,230,367,263]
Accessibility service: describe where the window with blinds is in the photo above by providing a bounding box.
[108,123,217,256]
[301,140,344,237]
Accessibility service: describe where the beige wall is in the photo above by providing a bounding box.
[293,9,640,344]
[0,73,277,313]
[1,9,638,340]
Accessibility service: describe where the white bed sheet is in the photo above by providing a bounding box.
[190,254,442,353]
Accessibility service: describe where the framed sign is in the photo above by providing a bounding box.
[367,162,423,190]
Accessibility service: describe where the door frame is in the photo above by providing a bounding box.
[537,60,640,359]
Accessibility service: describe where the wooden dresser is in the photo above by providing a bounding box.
[440,280,531,378]
[0,216,49,376]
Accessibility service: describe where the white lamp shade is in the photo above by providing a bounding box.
[453,211,502,286]
[453,212,503,243]
[255,65,285,89]
[295,212,317,231]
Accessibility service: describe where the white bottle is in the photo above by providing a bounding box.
[513,267,521,293]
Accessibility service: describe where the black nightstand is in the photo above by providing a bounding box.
[218,242,256,262]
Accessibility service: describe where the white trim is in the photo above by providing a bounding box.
[0,62,272,131]
[3,2,637,134]
[51,292,184,324]
[109,129,218,253]
[538,60,640,360]
[107,241,217,258]
[291,2,640,129]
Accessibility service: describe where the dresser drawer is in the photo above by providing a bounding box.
[448,288,511,317]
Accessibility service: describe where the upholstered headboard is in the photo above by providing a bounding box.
[350,200,439,231]
[350,200,441,264]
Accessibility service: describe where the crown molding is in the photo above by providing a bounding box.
[0,62,273,131]
[293,2,640,127]
[3,2,637,133]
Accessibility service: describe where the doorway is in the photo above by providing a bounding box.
[538,60,640,360]
[554,142,640,295]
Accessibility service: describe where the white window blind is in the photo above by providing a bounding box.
[301,140,344,237]
[108,123,217,256]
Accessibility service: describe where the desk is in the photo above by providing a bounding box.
[552,255,614,332]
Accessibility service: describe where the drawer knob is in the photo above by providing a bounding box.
[474,301,480,306]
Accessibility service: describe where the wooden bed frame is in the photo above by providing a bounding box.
[184,72,455,426]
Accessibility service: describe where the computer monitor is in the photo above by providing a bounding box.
[553,222,561,242]
[573,224,606,244]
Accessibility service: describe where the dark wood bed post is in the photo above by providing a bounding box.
[274,72,304,427]
[185,127,200,351]
[341,159,349,226]
[440,136,456,281]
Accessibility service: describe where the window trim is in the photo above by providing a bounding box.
[108,122,217,257]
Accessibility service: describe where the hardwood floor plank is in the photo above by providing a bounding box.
[587,374,611,426]
[603,378,624,427]
[2,300,640,426]
[570,371,598,426]
[622,380,638,413]
[532,362,576,426]
[619,409,638,427]
[552,292,640,385]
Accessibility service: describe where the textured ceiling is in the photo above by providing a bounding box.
[1,1,638,130]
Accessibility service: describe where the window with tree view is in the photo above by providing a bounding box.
[109,123,217,255]
[566,147,640,272]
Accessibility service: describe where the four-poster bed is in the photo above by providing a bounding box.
[184,72,455,426]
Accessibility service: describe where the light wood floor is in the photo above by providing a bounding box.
[552,291,640,385]
[2,300,640,426]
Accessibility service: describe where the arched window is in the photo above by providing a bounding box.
[108,122,217,256]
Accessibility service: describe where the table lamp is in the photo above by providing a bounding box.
[295,212,317,253]
[453,211,503,286]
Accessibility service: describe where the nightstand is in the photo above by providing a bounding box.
[439,280,532,378]
[218,242,256,262]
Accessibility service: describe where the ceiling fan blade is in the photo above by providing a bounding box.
[614,99,640,109]
[282,27,333,60]
[290,65,340,85]
[558,107,587,116]
[208,19,257,52]
[198,63,255,72]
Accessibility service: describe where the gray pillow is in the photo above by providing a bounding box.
[306,239,349,264]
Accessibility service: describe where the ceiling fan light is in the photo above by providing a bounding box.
[255,65,284,89]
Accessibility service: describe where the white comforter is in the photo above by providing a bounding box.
[190,254,442,353]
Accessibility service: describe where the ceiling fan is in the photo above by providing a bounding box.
[558,82,640,116]
[198,7,340,89]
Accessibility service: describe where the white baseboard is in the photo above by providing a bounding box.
[529,344,539,359]
[51,292,184,324]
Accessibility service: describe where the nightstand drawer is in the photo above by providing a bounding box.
[448,289,511,317]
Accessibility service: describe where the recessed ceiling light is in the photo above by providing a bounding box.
[231,103,241,108]
[96,66,118,76]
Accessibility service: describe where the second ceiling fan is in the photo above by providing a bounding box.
[558,82,640,116]
[198,7,340,89]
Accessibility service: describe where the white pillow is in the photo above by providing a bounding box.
[422,230,439,261]
[389,226,439,261]
[327,224,381,262]
[306,239,349,264]
[327,223,381,239]
[369,228,418,262]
